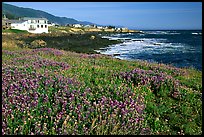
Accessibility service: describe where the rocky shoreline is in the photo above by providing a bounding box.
[2,27,144,54]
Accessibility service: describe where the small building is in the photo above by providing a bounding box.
[91,24,97,28]
[122,27,128,30]
[2,19,12,29]
[10,17,49,34]
[47,21,56,27]
[2,15,11,29]
[116,28,121,31]
[73,24,83,28]
[97,26,103,29]
[66,24,73,27]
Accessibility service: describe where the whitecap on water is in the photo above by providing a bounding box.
[95,37,191,57]
[144,31,180,35]
[191,32,202,35]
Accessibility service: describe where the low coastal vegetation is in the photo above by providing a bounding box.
[2,29,29,34]
[2,31,202,135]
[16,32,121,54]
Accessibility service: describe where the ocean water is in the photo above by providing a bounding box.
[96,30,202,70]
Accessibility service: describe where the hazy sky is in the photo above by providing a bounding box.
[5,2,202,30]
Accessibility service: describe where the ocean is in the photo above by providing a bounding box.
[96,30,202,71]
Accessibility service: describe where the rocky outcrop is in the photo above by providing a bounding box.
[30,39,47,48]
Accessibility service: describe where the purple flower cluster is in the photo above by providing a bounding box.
[149,64,188,76]
[117,68,180,98]
[92,95,145,132]
[33,58,69,70]
[2,64,147,135]
[2,47,150,135]
[9,54,69,72]
[4,48,64,56]
[32,48,64,56]
[80,54,102,59]
[134,60,187,76]
[2,50,16,55]
[56,87,147,135]
[13,55,41,63]
[2,65,80,135]
[2,66,41,134]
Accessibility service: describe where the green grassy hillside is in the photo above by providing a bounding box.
[2,33,202,135]
[2,3,94,25]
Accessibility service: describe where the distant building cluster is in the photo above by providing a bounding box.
[67,23,128,32]
[2,14,129,34]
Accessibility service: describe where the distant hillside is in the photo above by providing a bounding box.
[2,3,95,25]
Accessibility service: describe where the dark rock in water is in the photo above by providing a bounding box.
[113,53,121,56]
[120,44,127,46]
[124,38,132,40]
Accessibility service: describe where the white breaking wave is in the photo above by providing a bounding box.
[96,31,200,62]
[102,36,132,41]
[102,35,167,43]
[192,32,202,35]
[95,37,192,59]
[144,31,180,35]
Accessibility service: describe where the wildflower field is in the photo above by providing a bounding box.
[2,33,202,135]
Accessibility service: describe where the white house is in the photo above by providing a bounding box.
[73,24,83,28]
[11,17,48,34]
[122,27,128,30]
[115,28,122,31]
[97,26,103,29]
